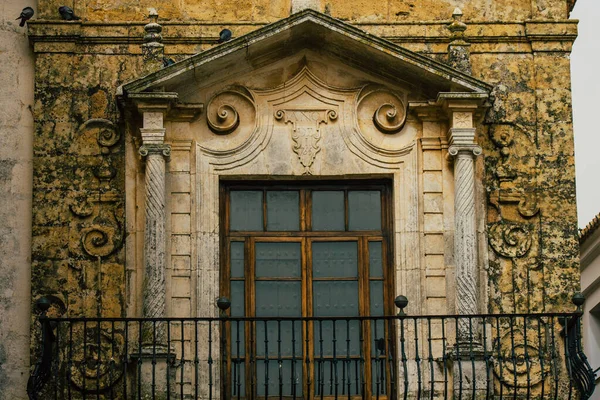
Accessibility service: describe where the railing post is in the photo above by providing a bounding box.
[27,297,55,400]
[218,297,231,400]
[562,293,596,400]
[394,296,409,399]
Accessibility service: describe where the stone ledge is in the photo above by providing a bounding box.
[27,19,578,49]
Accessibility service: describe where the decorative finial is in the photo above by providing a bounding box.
[446,7,472,75]
[572,292,585,312]
[142,8,164,63]
[448,8,467,40]
[216,297,231,317]
[394,295,408,316]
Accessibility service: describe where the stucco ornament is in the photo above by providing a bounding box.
[71,119,124,261]
[69,327,125,393]
[357,86,407,134]
[492,320,551,388]
[274,108,337,174]
[206,88,254,135]
[489,222,533,258]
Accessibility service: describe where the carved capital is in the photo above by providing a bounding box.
[139,144,171,158]
[448,144,482,158]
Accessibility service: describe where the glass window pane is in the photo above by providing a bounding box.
[256,281,301,317]
[267,191,300,231]
[312,191,345,231]
[370,281,384,316]
[313,281,360,356]
[231,361,245,397]
[313,318,361,357]
[255,242,301,277]
[230,281,245,317]
[348,191,381,231]
[230,281,246,354]
[230,320,245,356]
[315,359,361,396]
[256,360,303,396]
[369,241,383,278]
[313,281,358,317]
[230,191,263,231]
[256,282,302,357]
[256,320,302,357]
[230,242,244,278]
[371,358,387,394]
[312,241,358,278]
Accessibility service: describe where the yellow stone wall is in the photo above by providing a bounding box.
[20,0,583,397]
[28,0,579,323]
[34,0,574,21]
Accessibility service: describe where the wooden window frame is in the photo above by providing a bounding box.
[220,179,395,399]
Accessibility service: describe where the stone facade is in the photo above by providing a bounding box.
[0,0,583,398]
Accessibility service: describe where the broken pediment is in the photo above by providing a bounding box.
[120,9,492,101]
[120,9,492,173]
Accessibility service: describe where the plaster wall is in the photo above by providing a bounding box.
[0,0,35,398]
[581,229,600,399]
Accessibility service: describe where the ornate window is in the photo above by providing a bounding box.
[220,180,394,398]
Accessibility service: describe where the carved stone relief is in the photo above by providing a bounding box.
[274,108,337,174]
[492,320,550,388]
[69,326,125,393]
[71,119,124,262]
[357,86,407,134]
[198,87,257,166]
[486,120,544,321]
[197,67,416,171]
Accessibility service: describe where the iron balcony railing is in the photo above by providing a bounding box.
[28,295,595,400]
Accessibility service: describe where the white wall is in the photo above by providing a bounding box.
[0,0,35,398]
[580,227,600,399]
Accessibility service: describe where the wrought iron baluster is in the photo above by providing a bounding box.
[524,316,531,400]
[194,319,199,399]
[345,318,351,399]
[291,319,297,400]
[123,321,128,400]
[278,319,283,400]
[180,320,185,400]
[441,317,448,400]
[427,317,434,400]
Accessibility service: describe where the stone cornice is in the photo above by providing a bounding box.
[123,92,203,123]
[27,18,577,53]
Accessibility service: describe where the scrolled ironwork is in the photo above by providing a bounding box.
[27,298,56,400]
[562,294,596,400]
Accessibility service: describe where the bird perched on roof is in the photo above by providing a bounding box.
[58,6,80,21]
[162,57,176,67]
[16,7,34,27]
[218,29,232,43]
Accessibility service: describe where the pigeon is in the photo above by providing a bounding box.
[218,29,232,44]
[16,7,34,27]
[58,6,80,21]
[162,57,175,67]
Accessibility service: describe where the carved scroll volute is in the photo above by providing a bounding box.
[357,86,407,134]
[206,87,255,135]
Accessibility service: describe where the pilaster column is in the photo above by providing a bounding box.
[139,111,171,344]
[448,142,481,342]
[446,108,482,344]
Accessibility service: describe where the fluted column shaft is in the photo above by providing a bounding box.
[449,144,481,343]
[140,143,171,344]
